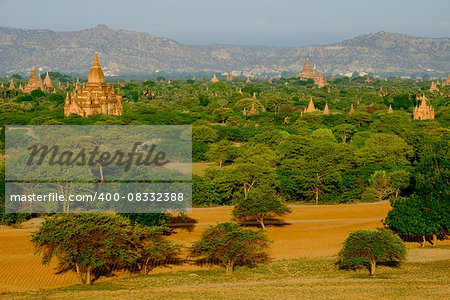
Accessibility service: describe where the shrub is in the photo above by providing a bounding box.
[337,229,406,276]
[232,188,291,230]
[190,222,270,274]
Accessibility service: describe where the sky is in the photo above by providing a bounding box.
[0,0,449,46]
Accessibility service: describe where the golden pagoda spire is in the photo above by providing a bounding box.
[323,103,330,115]
[210,73,219,83]
[388,104,393,114]
[88,52,105,84]
[44,72,54,89]
[9,78,15,90]
[305,97,315,113]
[303,56,312,71]
[348,104,355,115]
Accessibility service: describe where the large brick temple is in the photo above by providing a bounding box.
[64,53,123,117]
[297,56,327,87]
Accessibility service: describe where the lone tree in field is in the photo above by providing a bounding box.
[190,222,270,274]
[337,229,406,276]
[31,214,177,284]
[232,187,291,230]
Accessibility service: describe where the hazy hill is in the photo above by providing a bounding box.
[0,25,448,77]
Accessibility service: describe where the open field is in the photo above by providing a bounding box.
[1,202,448,295]
[3,250,450,300]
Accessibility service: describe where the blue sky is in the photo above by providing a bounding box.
[0,0,449,46]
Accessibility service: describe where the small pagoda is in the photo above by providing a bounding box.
[43,72,54,90]
[304,98,315,113]
[8,79,15,90]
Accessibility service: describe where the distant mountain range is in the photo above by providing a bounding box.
[0,24,448,78]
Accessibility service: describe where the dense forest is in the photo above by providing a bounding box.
[0,74,448,226]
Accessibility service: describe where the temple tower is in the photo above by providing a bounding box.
[210,74,219,83]
[8,79,15,90]
[413,94,434,120]
[43,72,54,90]
[24,66,44,93]
[64,53,123,117]
[323,103,330,115]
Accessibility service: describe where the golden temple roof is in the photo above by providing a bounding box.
[88,52,105,84]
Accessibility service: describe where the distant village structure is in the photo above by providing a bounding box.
[297,56,327,87]
[64,53,123,117]
[413,94,435,120]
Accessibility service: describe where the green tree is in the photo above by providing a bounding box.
[206,140,236,167]
[384,196,439,246]
[337,229,406,276]
[368,171,395,201]
[385,135,449,246]
[389,170,411,199]
[283,129,354,204]
[190,222,270,274]
[332,124,357,143]
[213,107,233,123]
[32,214,138,284]
[232,187,291,230]
[192,174,223,206]
[356,133,413,166]
[131,225,180,274]
[192,125,218,142]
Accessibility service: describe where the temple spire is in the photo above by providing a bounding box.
[93,52,99,66]
[9,78,15,90]
[305,97,315,113]
[388,104,393,114]
[88,52,105,83]
[348,104,355,115]
[210,73,219,83]
[303,56,312,71]
[323,103,330,115]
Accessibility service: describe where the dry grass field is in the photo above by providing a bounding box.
[3,250,450,299]
[0,202,448,297]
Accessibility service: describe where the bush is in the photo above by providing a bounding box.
[232,188,291,230]
[120,213,169,227]
[192,141,209,162]
[337,229,406,276]
[190,222,270,274]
